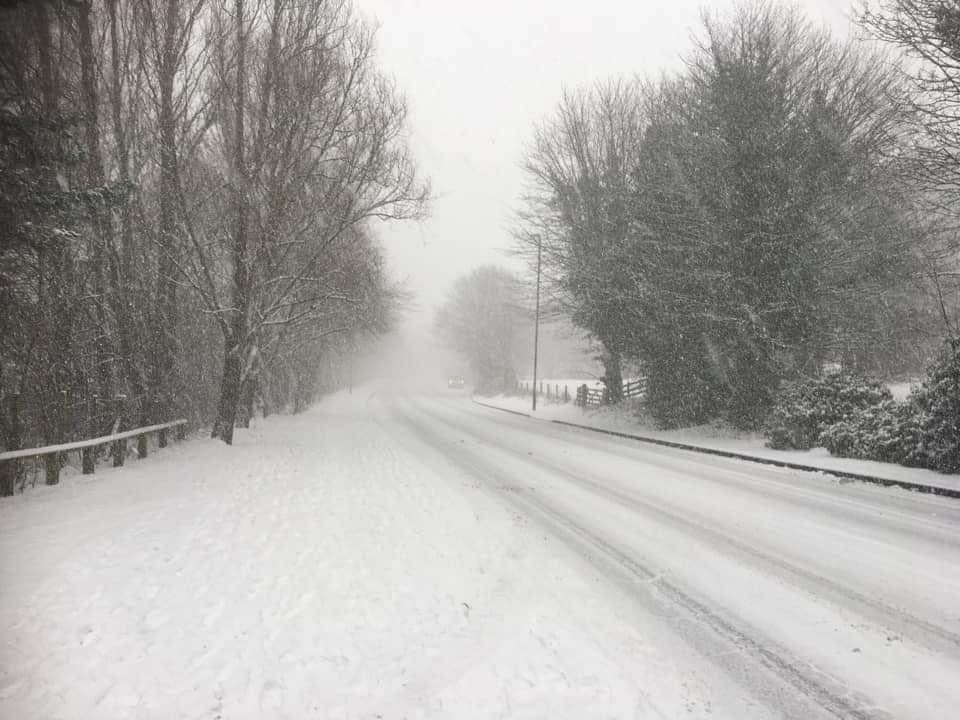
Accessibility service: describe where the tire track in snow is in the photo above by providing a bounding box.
[458,398,960,549]
[505,489,882,720]
[411,397,960,656]
[387,396,888,720]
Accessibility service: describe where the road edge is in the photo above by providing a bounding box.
[470,397,960,500]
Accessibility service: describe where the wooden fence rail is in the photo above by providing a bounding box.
[0,418,188,494]
[622,378,647,400]
[516,378,648,408]
[516,381,572,403]
[575,385,605,408]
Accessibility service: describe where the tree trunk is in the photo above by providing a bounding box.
[602,350,624,404]
[261,385,272,418]
[78,0,116,435]
[213,0,249,444]
[152,0,183,424]
[213,336,243,443]
[0,393,22,497]
[238,373,256,428]
[33,0,68,447]
[106,0,148,430]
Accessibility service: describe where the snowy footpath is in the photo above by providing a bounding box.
[3,391,711,719]
[2,389,959,719]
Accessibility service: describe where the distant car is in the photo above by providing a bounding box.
[447,375,465,389]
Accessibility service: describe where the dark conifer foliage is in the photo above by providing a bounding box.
[0,0,427,488]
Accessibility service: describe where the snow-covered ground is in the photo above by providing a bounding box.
[887,381,919,402]
[3,389,959,719]
[0,391,725,719]
[482,392,960,493]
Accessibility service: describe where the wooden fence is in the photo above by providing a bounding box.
[516,380,572,403]
[0,418,188,495]
[516,378,647,408]
[575,384,605,408]
[622,378,646,399]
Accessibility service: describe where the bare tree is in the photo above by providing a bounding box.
[435,266,524,395]
[517,79,647,401]
[859,0,960,335]
[186,0,427,442]
[860,1,960,193]
[0,0,424,493]
[134,0,209,423]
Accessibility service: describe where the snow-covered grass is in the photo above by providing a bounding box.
[518,377,602,388]
[477,393,960,493]
[887,381,920,402]
[0,390,718,720]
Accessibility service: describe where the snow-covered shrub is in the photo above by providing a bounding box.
[819,399,921,464]
[905,345,960,473]
[815,345,958,472]
[763,373,893,450]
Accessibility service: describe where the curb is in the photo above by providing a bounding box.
[471,398,532,418]
[471,398,960,500]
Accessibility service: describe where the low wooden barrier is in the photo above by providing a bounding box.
[518,378,647,408]
[622,378,647,400]
[516,381,572,403]
[0,419,188,493]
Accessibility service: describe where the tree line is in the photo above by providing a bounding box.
[515,0,960,429]
[1,0,427,492]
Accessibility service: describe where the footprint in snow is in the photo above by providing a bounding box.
[203,600,225,627]
[259,680,283,710]
[143,609,170,630]
[97,683,141,710]
[78,624,99,646]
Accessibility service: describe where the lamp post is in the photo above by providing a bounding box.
[532,234,542,412]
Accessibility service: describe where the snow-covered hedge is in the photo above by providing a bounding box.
[819,399,922,465]
[763,373,892,450]
[767,345,960,473]
[902,346,960,473]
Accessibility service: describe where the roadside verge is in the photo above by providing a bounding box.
[471,398,960,500]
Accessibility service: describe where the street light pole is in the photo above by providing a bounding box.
[532,234,542,412]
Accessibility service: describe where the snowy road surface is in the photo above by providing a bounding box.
[2,391,959,719]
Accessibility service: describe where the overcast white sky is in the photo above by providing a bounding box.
[357,0,857,328]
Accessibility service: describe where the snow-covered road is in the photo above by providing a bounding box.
[390,392,960,718]
[2,390,959,719]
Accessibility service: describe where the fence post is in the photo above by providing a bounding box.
[81,447,95,474]
[1,393,22,495]
[45,452,60,485]
[0,459,18,496]
[137,433,148,459]
[113,439,126,467]
[159,428,168,448]
[176,422,187,441]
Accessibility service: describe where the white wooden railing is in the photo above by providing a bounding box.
[0,418,188,492]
